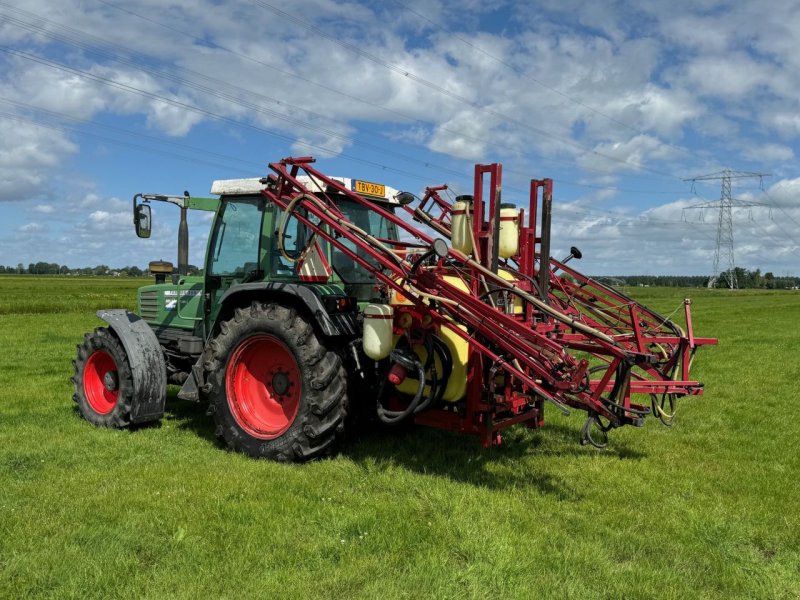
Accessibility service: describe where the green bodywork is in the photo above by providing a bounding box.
[137,277,205,331]
[136,191,397,340]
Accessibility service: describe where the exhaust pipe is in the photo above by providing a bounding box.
[177,191,190,276]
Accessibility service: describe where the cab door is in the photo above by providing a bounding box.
[203,194,267,329]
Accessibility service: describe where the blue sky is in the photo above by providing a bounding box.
[1,0,799,275]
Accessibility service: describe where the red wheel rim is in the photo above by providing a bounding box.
[84,350,119,415]
[225,335,302,440]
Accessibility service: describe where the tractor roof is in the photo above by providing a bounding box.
[210,176,401,205]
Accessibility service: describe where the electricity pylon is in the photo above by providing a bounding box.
[683,169,770,289]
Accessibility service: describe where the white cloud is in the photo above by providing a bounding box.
[741,143,794,164]
[609,86,701,138]
[0,119,78,202]
[428,111,493,160]
[18,222,43,233]
[576,135,681,174]
[681,53,772,99]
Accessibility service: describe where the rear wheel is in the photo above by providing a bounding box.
[72,327,133,428]
[204,302,348,461]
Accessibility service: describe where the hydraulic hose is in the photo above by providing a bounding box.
[377,347,426,424]
[276,192,310,263]
[411,336,438,414]
[377,334,453,423]
[430,335,452,405]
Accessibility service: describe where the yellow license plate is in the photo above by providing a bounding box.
[352,179,385,198]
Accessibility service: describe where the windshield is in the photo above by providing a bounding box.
[331,198,396,284]
[208,196,264,276]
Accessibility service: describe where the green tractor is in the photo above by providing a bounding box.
[73,175,401,461]
[73,157,715,459]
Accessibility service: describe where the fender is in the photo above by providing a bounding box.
[97,309,167,423]
[217,282,358,337]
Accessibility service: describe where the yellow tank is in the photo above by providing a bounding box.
[387,269,522,401]
[450,196,473,255]
[498,204,519,258]
[391,275,470,403]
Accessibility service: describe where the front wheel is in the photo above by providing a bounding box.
[72,327,134,428]
[204,302,348,462]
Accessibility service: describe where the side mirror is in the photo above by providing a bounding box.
[395,191,416,206]
[134,203,152,238]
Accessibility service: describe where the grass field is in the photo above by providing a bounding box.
[1,275,798,599]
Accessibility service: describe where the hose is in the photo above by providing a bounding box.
[430,335,452,405]
[377,345,426,424]
[412,336,438,414]
[581,414,612,448]
[276,192,312,263]
[377,332,454,423]
[651,392,677,426]
[589,363,650,418]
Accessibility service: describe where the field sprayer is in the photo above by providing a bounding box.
[72,156,716,461]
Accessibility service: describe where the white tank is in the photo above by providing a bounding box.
[498,204,519,259]
[451,196,473,255]
[362,304,394,360]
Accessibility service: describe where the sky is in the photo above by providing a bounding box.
[0,0,799,276]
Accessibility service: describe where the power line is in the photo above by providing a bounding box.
[6,100,791,271]
[3,0,679,196]
[761,184,800,230]
[0,97,267,173]
[251,0,683,182]
[4,92,731,265]
[0,44,482,189]
[392,0,706,165]
[9,1,792,274]
[0,3,686,197]
[89,0,663,187]
[0,9,471,182]
[0,109,257,175]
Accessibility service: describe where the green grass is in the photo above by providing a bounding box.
[1,275,798,598]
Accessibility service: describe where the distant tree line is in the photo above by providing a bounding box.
[1,263,796,288]
[607,267,799,289]
[0,262,202,276]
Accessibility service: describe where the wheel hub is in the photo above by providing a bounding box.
[272,371,290,396]
[103,370,119,392]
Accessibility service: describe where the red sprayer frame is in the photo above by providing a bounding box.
[262,157,717,448]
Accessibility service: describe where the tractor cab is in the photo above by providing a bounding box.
[129,175,403,379]
[203,175,403,306]
[133,171,400,397]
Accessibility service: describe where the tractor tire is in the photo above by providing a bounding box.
[204,302,348,462]
[72,327,134,428]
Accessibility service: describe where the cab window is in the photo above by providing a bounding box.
[270,206,310,277]
[209,197,264,276]
[333,199,394,283]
